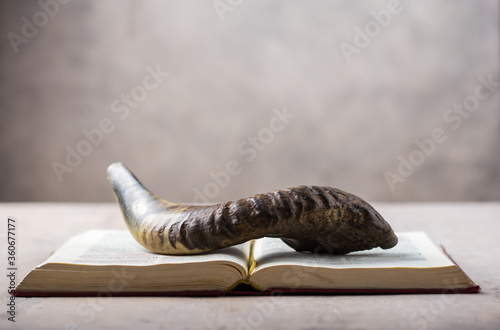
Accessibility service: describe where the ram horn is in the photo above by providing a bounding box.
[107,162,398,255]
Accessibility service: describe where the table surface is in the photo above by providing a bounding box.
[1,202,499,330]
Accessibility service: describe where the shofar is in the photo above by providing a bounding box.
[107,162,398,255]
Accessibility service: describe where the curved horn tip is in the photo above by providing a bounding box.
[106,162,132,182]
[107,162,125,174]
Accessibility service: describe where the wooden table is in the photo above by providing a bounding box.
[1,203,499,329]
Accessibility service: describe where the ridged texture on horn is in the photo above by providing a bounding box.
[107,163,398,255]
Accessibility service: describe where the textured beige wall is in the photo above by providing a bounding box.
[0,0,499,202]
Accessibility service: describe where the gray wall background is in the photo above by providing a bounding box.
[0,0,499,203]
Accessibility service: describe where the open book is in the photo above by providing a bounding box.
[13,230,479,296]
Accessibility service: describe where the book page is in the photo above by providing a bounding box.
[43,230,251,269]
[251,232,454,272]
